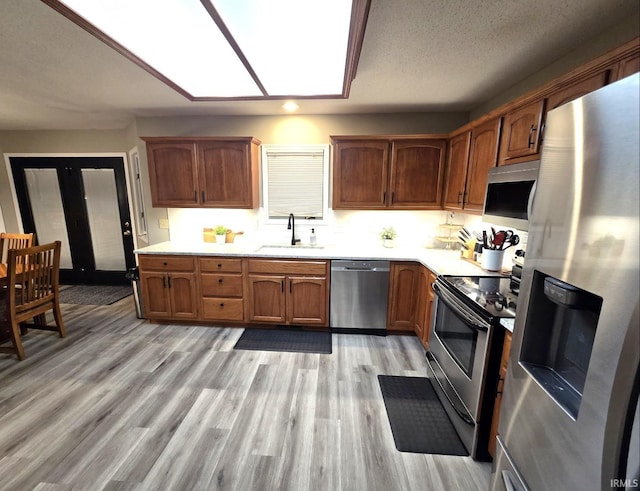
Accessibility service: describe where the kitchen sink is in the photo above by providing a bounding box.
[256,244,325,252]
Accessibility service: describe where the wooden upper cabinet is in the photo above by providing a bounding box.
[499,100,545,164]
[332,140,389,209]
[443,132,471,210]
[389,139,446,209]
[146,142,198,206]
[613,52,640,81]
[198,140,257,208]
[332,136,446,210]
[143,137,260,208]
[545,71,609,112]
[465,119,501,211]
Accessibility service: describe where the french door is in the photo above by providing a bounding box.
[10,156,135,285]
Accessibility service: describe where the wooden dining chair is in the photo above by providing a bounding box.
[0,241,66,360]
[0,232,34,263]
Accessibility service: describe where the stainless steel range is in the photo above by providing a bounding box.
[427,275,516,460]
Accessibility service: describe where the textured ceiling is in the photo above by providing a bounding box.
[0,0,638,130]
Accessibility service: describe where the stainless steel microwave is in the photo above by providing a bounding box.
[482,160,539,231]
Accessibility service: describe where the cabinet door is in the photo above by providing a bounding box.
[140,271,170,319]
[247,275,286,323]
[613,52,640,81]
[146,142,198,206]
[423,270,436,348]
[167,272,198,319]
[489,331,512,458]
[443,132,471,210]
[388,262,419,331]
[465,118,501,211]
[332,141,389,209]
[546,71,609,112]
[501,100,545,161]
[389,139,446,209]
[287,276,328,326]
[198,141,253,208]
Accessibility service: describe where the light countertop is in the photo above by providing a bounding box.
[135,241,502,277]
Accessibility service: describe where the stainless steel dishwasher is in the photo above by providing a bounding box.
[330,260,390,333]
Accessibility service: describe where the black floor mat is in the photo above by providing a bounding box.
[58,285,132,305]
[378,375,468,456]
[233,328,332,354]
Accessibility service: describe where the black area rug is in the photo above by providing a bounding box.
[233,328,332,354]
[58,285,133,306]
[378,375,468,456]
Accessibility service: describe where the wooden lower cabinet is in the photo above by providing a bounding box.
[489,330,513,458]
[388,262,419,331]
[199,257,244,322]
[246,259,329,327]
[138,255,198,320]
[414,266,436,349]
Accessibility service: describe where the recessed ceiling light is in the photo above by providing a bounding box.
[282,102,299,112]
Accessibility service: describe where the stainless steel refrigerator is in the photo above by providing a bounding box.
[490,73,640,491]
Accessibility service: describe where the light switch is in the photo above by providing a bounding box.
[158,218,169,229]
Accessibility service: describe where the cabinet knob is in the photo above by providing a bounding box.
[163,262,168,266]
[217,263,222,268]
[218,278,223,283]
[219,303,224,307]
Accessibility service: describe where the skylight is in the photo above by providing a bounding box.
[47,0,364,100]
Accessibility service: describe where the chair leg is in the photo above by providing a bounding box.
[8,320,26,361]
[52,301,66,338]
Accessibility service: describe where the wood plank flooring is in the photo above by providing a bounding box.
[0,298,491,491]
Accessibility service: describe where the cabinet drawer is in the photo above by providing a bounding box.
[201,274,243,297]
[201,298,244,321]
[199,257,243,273]
[138,255,195,272]
[248,259,328,275]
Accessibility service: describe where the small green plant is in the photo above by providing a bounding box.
[380,227,397,240]
[214,225,228,235]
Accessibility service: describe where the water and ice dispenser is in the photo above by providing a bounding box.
[520,271,603,419]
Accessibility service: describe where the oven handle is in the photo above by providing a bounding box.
[432,282,491,331]
[426,352,474,425]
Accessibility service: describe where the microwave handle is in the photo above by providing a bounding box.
[527,180,537,220]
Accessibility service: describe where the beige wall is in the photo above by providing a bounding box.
[470,13,640,120]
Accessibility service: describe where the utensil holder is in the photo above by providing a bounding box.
[481,249,504,271]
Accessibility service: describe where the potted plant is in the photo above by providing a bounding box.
[380,227,397,248]
[214,225,228,244]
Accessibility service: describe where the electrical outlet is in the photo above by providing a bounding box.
[158,218,169,229]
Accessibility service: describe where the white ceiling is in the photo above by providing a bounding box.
[0,0,638,130]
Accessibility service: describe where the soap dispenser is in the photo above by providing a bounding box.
[310,228,317,246]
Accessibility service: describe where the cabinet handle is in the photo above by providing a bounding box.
[163,262,168,266]
[382,192,386,203]
[281,279,284,292]
[167,275,172,288]
[289,280,292,293]
[162,275,166,288]
[202,191,205,202]
[528,124,537,148]
[218,278,223,283]
[194,190,197,202]
[457,191,463,205]
[495,376,505,396]
[219,302,224,308]
[391,191,395,204]
[217,263,222,268]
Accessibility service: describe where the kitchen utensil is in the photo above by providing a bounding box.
[493,231,507,249]
[482,230,488,249]
[502,235,520,249]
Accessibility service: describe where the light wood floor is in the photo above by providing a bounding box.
[0,298,491,491]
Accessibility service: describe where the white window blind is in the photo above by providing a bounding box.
[262,145,328,219]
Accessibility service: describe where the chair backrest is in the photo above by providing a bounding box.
[0,233,34,263]
[7,241,61,315]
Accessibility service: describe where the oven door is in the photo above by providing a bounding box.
[429,280,492,421]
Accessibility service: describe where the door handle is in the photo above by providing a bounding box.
[123,230,132,236]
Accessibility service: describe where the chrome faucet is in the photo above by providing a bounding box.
[287,213,300,246]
